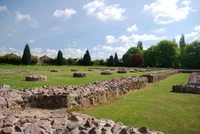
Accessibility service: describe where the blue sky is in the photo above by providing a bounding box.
[0,0,200,60]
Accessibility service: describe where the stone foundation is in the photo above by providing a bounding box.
[25,74,47,82]
[141,70,178,83]
[172,72,200,94]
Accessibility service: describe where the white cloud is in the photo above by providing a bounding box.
[31,48,42,54]
[0,5,7,12]
[127,24,138,32]
[151,28,166,33]
[46,49,57,58]
[106,35,117,44]
[62,48,86,58]
[0,47,22,56]
[185,32,199,39]
[28,40,35,44]
[194,25,200,32]
[175,32,199,42]
[83,0,126,21]
[143,0,193,24]
[119,33,167,43]
[16,12,39,27]
[53,9,76,20]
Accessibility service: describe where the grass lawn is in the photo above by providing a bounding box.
[82,73,200,134]
[0,65,162,90]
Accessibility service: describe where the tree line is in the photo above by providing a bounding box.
[0,34,200,68]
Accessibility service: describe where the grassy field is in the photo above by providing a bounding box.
[0,65,160,90]
[82,73,200,134]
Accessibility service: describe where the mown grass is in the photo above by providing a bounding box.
[0,65,161,90]
[82,73,200,134]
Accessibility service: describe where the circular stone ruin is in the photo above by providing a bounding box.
[73,73,87,78]
[101,71,113,75]
[25,74,47,82]
[118,70,127,73]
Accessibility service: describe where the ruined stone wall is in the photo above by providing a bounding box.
[141,70,178,83]
[172,72,200,94]
[0,76,148,111]
[21,76,148,109]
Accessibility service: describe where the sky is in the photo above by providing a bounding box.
[0,0,200,60]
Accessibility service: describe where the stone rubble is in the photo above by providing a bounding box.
[25,74,47,82]
[0,70,179,133]
[172,72,200,94]
[0,110,164,134]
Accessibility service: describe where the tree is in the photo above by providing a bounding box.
[22,44,31,65]
[122,47,142,66]
[130,53,144,67]
[156,40,180,67]
[179,34,186,49]
[181,40,200,68]
[114,52,119,66]
[143,45,158,67]
[83,49,91,66]
[137,41,143,50]
[107,55,115,66]
[56,50,63,65]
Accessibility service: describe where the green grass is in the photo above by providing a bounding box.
[0,65,161,90]
[82,73,200,134]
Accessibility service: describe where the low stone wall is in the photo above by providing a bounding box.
[188,72,200,86]
[172,72,200,94]
[172,84,200,94]
[25,74,47,82]
[22,76,148,109]
[141,70,178,83]
[0,76,148,111]
[179,69,200,73]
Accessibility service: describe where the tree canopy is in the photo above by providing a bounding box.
[137,41,143,50]
[122,47,142,66]
[22,44,31,65]
[56,50,64,65]
[83,49,91,66]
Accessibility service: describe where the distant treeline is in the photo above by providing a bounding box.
[0,34,200,69]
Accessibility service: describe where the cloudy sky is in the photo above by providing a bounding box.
[0,0,200,60]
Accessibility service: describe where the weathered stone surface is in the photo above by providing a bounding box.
[172,72,200,94]
[141,70,178,83]
[73,73,87,78]
[50,69,58,72]
[25,74,47,82]
[101,71,112,75]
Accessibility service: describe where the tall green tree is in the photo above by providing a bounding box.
[22,44,31,65]
[122,47,142,66]
[156,40,180,67]
[107,55,114,66]
[137,41,143,50]
[143,45,158,67]
[179,34,186,49]
[181,40,200,68]
[56,50,63,65]
[83,49,91,66]
[114,52,119,66]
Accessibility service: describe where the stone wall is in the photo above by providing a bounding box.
[0,76,148,112]
[172,72,200,94]
[172,84,200,94]
[179,69,200,73]
[141,70,178,83]
[21,76,148,109]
